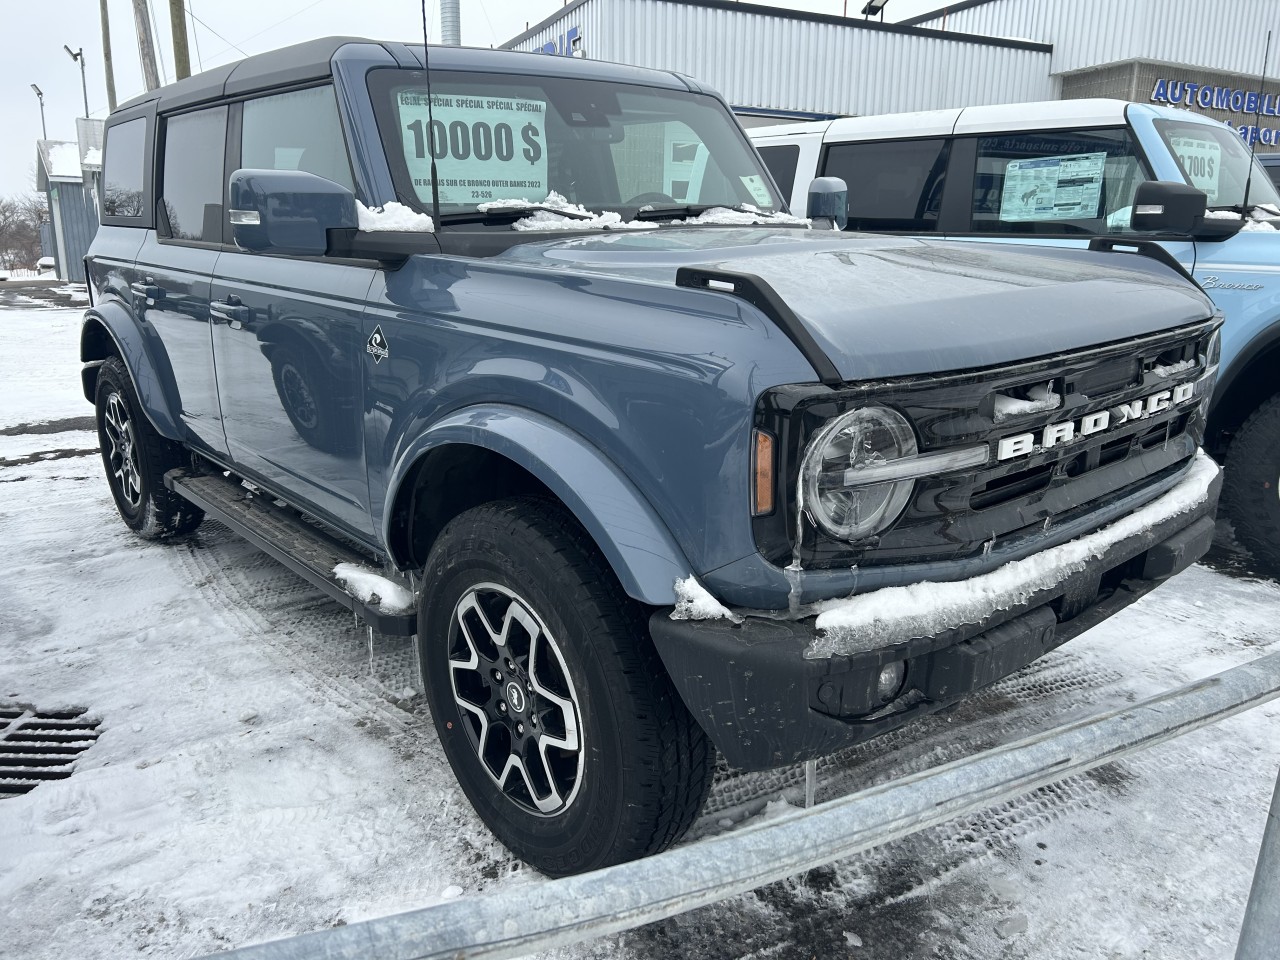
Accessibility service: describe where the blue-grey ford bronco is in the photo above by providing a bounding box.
[83,38,1223,876]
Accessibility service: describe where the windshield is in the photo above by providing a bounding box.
[367,68,783,219]
[1154,119,1280,211]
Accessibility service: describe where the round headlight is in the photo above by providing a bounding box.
[801,406,918,541]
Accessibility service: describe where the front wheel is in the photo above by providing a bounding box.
[419,498,713,877]
[94,356,204,539]
[1222,393,1280,577]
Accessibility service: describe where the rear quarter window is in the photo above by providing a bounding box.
[102,117,148,221]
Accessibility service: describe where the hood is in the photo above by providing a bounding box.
[494,228,1217,380]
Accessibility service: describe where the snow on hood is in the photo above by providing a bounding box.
[497,229,1217,380]
[671,206,810,227]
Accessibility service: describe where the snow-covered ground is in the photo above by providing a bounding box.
[1,285,1278,959]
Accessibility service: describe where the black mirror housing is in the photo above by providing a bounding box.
[1130,181,1207,235]
[229,169,358,257]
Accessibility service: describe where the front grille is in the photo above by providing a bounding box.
[753,319,1218,569]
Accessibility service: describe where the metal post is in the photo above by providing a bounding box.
[131,0,161,91]
[1235,763,1280,960]
[99,0,117,111]
[64,46,90,117]
[31,85,47,139]
[440,0,461,45]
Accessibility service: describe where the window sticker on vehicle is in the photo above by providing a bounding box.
[396,92,549,204]
[1168,135,1222,202]
[740,174,774,207]
[999,151,1107,221]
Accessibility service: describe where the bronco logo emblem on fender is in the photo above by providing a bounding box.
[996,382,1197,461]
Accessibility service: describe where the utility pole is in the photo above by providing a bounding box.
[100,0,117,111]
[131,0,161,90]
[168,0,191,80]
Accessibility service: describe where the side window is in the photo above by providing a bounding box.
[241,86,354,192]
[102,118,147,219]
[971,128,1149,235]
[821,139,950,232]
[756,145,800,204]
[159,106,228,243]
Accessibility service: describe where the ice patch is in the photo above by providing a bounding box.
[671,576,742,623]
[357,201,435,233]
[805,452,1220,658]
[333,563,415,613]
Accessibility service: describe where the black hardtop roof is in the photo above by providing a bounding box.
[114,37,693,117]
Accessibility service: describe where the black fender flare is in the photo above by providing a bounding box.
[80,297,186,442]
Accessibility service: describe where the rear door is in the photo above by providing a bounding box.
[133,104,230,455]
[210,84,380,540]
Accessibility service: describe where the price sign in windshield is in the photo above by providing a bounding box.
[396,92,549,205]
[1168,135,1222,202]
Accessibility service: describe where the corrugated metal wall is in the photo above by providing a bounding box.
[507,0,1053,117]
[46,182,97,283]
[909,0,1280,78]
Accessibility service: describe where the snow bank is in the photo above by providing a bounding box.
[671,576,742,623]
[333,563,415,613]
[673,205,810,227]
[805,452,1220,658]
[357,201,435,233]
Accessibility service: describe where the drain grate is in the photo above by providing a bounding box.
[0,703,101,797]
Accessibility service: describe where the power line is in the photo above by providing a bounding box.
[147,0,170,83]
[192,0,329,65]
[185,6,248,58]
[188,0,204,71]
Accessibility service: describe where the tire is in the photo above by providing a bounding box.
[1222,393,1280,577]
[94,355,204,539]
[418,497,714,877]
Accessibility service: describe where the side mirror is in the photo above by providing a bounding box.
[1130,181,1207,235]
[806,176,848,230]
[229,169,357,257]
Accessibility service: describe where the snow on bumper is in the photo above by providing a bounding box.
[806,451,1221,658]
[651,452,1222,770]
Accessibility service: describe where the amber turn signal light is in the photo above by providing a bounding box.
[752,429,775,516]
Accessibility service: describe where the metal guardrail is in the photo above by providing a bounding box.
[210,650,1280,960]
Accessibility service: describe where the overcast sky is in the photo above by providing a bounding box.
[7,0,941,195]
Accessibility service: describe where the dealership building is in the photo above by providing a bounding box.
[503,0,1280,151]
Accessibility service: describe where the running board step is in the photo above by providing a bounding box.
[164,469,416,636]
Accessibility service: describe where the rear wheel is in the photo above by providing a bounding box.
[418,497,713,876]
[95,356,204,539]
[1222,393,1280,577]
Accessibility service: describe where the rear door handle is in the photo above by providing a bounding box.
[130,278,164,301]
[210,295,250,327]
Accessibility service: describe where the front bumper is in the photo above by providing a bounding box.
[650,461,1221,772]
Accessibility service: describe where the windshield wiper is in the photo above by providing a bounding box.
[440,201,598,226]
[631,203,760,222]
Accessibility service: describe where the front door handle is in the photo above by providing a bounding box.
[210,295,250,326]
[130,278,164,302]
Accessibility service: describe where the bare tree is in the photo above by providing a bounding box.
[0,195,50,270]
